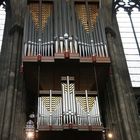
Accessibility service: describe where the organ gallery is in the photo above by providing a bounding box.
[0,0,140,140]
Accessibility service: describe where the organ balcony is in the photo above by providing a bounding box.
[23,0,110,133]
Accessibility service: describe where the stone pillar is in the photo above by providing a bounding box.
[102,0,140,140]
[0,0,27,140]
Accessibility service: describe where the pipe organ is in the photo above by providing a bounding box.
[22,0,111,135]
[37,76,102,130]
[23,0,109,58]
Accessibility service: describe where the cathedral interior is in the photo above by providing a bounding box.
[0,0,140,140]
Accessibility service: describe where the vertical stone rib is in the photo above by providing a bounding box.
[0,10,13,139]
[106,30,140,140]
[1,28,20,139]
[0,0,26,139]
[9,29,26,140]
[102,1,140,140]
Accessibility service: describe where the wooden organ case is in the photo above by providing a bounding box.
[22,0,110,139]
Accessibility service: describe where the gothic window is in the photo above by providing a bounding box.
[117,7,140,87]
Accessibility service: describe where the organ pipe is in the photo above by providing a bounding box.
[49,90,52,125]
[23,1,109,58]
[37,92,102,128]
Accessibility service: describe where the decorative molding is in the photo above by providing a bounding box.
[112,0,140,14]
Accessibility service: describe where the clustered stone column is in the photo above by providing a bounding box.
[0,0,27,140]
[102,1,140,140]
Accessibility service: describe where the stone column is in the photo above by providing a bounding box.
[0,0,27,140]
[102,0,140,140]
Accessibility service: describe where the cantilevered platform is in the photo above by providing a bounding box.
[22,53,111,64]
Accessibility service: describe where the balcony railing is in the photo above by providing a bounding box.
[37,90,102,131]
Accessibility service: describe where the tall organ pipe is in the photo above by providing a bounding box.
[37,98,40,128]
[50,12,54,56]
[95,22,101,56]
[72,88,77,123]
[59,0,64,53]
[76,17,82,56]
[67,1,73,52]
[67,76,72,124]
[85,0,94,56]
[96,17,105,57]
[23,11,29,56]
[71,0,78,53]
[27,13,32,56]
[99,15,108,57]
[54,0,59,53]
[31,20,35,56]
[45,23,48,56]
[47,17,51,56]
[49,90,52,125]
[62,0,68,34]
[85,90,91,125]
[92,28,97,56]
[59,0,62,36]
[78,20,84,56]
[62,84,66,124]
[96,97,101,125]
[39,0,42,40]
[62,0,69,52]
[79,22,85,57]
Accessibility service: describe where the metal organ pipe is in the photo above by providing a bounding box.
[59,0,63,36]
[34,24,37,56]
[39,0,42,39]
[71,88,76,124]
[97,17,105,57]
[96,96,101,125]
[23,1,109,59]
[23,11,28,56]
[71,0,78,54]
[95,20,102,57]
[31,19,34,56]
[96,18,103,56]
[54,0,58,53]
[66,76,71,124]
[47,17,51,57]
[99,15,108,57]
[42,23,45,56]
[44,23,48,56]
[59,100,63,125]
[85,90,91,125]
[92,27,97,56]
[78,20,84,57]
[85,1,94,57]
[37,97,40,128]
[49,90,52,125]
[27,13,32,56]
[50,12,54,56]
[41,98,43,125]
[63,0,69,53]
[76,101,80,125]
[76,17,82,56]
[82,25,87,56]
[67,1,73,53]
[62,84,66,124]
[37,95,102,128]
[58,0,63,53]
